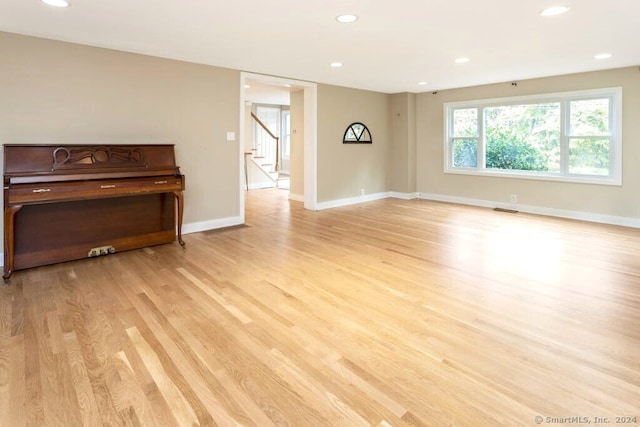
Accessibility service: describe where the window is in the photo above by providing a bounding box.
[282,110,291,157]
[444,87,622,185]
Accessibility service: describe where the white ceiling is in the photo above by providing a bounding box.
[1,0,638,94]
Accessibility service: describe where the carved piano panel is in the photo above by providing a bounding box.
[3,144,185,280]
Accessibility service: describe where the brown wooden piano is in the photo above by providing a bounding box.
[3,144,185,281]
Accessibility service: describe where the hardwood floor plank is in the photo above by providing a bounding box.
[62,331,103,427]
[22,301,45,426]
[167,311,275,427]
[174,293,332,425]
[129,290,246,426]
[121,288,219,426]
[116,318,182,427]
[0,290,13,424]
[67,282,126,426]
[7,334,26,426]
[329,359,407,418]
[126,326,200,427]
[177,267,253,324]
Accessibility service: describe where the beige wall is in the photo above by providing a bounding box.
[0,32,241,232]
[389,93,417,193]
[3,31,637,234]
[317,84,390,202]
[416,67,640,219]
[289,89,305,198]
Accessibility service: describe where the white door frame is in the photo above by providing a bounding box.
[239,72,318,219]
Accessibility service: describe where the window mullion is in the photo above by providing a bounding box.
[477,107,485,170]
[560,99,569,175]
[608,96,615,179]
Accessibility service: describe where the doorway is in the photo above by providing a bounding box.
[239,73,317,221]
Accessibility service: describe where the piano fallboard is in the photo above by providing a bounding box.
[7,175,184,205]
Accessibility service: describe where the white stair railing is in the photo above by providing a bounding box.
[251,112,279,173]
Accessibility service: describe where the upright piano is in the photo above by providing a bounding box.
[3,144,185,281]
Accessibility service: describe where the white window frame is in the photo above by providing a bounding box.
[443,87,622,186]
[282,109,291,159]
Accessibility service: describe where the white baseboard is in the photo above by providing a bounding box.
[314,190,640,228]
[316,191,390,210]
[182,216,244,234]
[388,191,420,200]
[316,191,418,210]
[288,193,304,202]
[419,192,640,229]
[247,182,276,190]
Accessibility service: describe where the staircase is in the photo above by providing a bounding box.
[251,111,280,172]
[244,112,282,189]
[250,151,278,181]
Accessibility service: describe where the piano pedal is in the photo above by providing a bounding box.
[88,245,116,258]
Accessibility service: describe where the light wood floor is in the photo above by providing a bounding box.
[1,189,639,426]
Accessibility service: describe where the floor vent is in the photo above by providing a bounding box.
[494,207,519,214]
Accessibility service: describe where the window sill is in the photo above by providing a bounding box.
[444,167,622,186]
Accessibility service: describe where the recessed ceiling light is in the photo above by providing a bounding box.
[336,14,358,23]
[454,57,470,64]
[41,0,69,7]
[594,53,612,60]
[330,62,343,68]
[418,81,428,86]
[540,6,570,16]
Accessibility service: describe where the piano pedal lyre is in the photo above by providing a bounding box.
[88,245,116,258]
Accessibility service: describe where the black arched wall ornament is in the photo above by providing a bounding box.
[343,122,372,144]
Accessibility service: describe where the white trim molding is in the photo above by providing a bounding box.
[316,191,418,210]
[288,193,304,202]
[388,191,420,200]
[182,216,244,235]
[443,86,623,186]
[316,192,389,210]
[247,182,277,190]
[313,190,640,228]
[240,72,318,212]
[419,192,640,229]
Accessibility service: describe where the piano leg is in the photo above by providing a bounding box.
[174,191,186,247]
[4,205,23,282]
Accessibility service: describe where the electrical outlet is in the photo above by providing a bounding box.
[361,189,365,196]
[510,194,518,203]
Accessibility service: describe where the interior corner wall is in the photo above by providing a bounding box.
[389,93,417,193]
[416,66,640,220]
[0,31,241,235]
[317,84,390,202]
[289,89,305,198]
